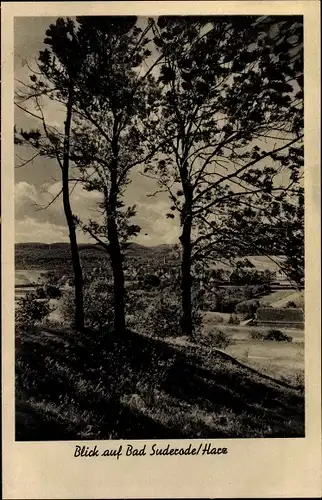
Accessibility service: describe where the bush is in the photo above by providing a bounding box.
[251,284,271,297]
[235,300,260,319]
[229,266,275,286]
[209,329,234,349]
[264,329,293,342]
[35,286,47,299]
[294,372,304,391]
[249,330,265,340]
[202,286,265,314]
[45,285,61,299]
[205,293,240,313]
[146,291,203,338]
[60,277,114,330]
[126,290,155,332]
[127,288,203,338]
[228,313,239,325]
[286,301,297,308]
[16,293,53,332]
[140,274,161,290]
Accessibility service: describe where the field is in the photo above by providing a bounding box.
[201,311,304,386]
[258,290,303,307]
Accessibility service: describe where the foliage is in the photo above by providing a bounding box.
[228,313,240,325]
[141,16,304,335]
[207,329,234,350]
[256,306,304,324]
[202,286,260,313]
[249,330,265,340]
[61,277,114,331]
[264,329,293,342]
[235,299,260,318]
[140,274,161,290]
[135,289,203,338]
[15,293,53,332]
[35,284,62,300]
[15,15,304,338]
[229,267,275,287]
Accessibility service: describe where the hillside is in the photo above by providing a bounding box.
[16,327,304,440]
[15,242,177,271]
[15,242,283,273]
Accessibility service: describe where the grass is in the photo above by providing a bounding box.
[225,340,304,386]
[16,326,304,440]
[258,290,297,306]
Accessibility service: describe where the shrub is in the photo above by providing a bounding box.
[228,313,239,325]
[45,285,61,299]
[235,299,260,318]
[229,267,275,286]
[126,290,154,332]
[209,329,234,349]
[286,301,297,308]
[251,284,271,297]
[264,329,293,342]
[35,286,47,299]
[146,292,203,338]
[127,288,203,338]
[221,298,240,313]
[60,277,114,330]
[202,286,266,314]
[294,372,305,391]
[249,330,265,340]
[16,292,53,332]
[140,274,161,290]
[206,292,240,313]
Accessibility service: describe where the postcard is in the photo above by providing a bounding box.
[1,1,321,498]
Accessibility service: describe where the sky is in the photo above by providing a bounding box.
[14,16,302,246]
[14,16,178,246]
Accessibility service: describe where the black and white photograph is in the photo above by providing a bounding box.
[13,13,306,442]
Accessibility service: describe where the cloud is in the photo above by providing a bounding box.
[14,17,180,247]
[15,179,179,246]
[15,217,68,243]
[133,200,180,245]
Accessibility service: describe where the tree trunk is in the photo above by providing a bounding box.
[180,201,193,337]
[63,83,84,331]
[105,136,126,334]
[108,214,126,333]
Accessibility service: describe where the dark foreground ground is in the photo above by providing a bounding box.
[16,328,304,440]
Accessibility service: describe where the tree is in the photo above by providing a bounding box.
[145,16,303,336]
[15,18,86,330]
[16,16,163,334]
[236,187,304,288]
[67,16,161,333]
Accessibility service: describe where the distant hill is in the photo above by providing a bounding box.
[15,242,178,271]
[15,242,283,274]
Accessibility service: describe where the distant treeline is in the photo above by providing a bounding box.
[15,242,177,271]
[15,242,283,272]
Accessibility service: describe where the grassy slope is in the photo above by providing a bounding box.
[16,327,304,440]
[258,290,298,306]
